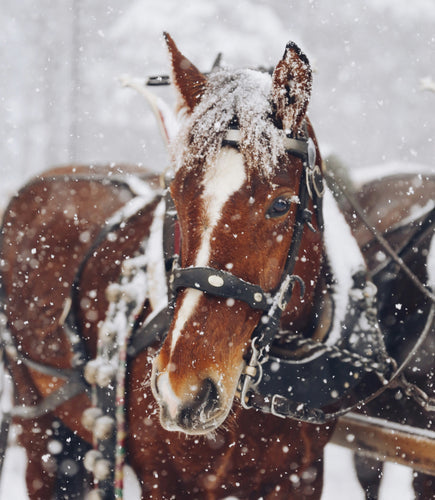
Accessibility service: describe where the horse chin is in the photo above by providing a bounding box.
[158,405,231,436]
[156,384,235,436]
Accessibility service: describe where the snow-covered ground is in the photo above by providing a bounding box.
[0,439,414,499]
[323,445,413,500]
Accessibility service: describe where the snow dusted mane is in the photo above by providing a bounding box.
[165,32,313,181]
[171,67,290,179]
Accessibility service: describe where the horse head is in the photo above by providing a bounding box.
[151,34,325,435]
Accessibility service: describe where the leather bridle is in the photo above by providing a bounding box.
[151,126,432,425]
[168,124,323,350]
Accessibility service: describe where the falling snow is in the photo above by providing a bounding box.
[1,1,435,499]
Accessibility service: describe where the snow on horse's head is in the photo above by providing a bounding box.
[151,33,324,434]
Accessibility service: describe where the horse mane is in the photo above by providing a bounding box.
[171,67,291,180]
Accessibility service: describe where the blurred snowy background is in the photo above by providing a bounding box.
[1,0,434,203]
[1,0,434,498]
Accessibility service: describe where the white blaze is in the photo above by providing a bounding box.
[170,148,246,353]
[156,371,181,420]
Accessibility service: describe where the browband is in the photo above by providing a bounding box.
[223,128,315,162]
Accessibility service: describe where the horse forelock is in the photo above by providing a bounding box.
[171,68,290,181]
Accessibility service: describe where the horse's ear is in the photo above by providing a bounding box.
[270,41,312,133]
[164,32,208,114]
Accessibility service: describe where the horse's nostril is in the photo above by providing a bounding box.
[178,378,220,428]
[199,378,220,415]
[179,405,193,428]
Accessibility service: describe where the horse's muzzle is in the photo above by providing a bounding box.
[152,369,228,435]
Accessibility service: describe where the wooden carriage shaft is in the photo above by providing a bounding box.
[332,412,435,475]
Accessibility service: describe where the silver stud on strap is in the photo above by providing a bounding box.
[208,275,224,287]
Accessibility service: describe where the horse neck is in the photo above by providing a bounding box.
[284,185,367,341]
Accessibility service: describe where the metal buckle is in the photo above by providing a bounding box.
[275,275,305,311]
[276,275,293,311]
[306,164,324,200]
[307,138,316,169]
[270,394,289,419]
[305,138,324,200]
[239,337,265,409]
[271,394,327,423]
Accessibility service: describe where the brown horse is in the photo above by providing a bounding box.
[0,34,434,500]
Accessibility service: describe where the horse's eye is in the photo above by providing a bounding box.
[266,196,291,218]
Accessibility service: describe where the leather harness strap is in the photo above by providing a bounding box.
[172,266,272,310]
[332,175,435,304]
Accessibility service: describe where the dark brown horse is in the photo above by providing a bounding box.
[339,166,435,500]
[0,34,434,499]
